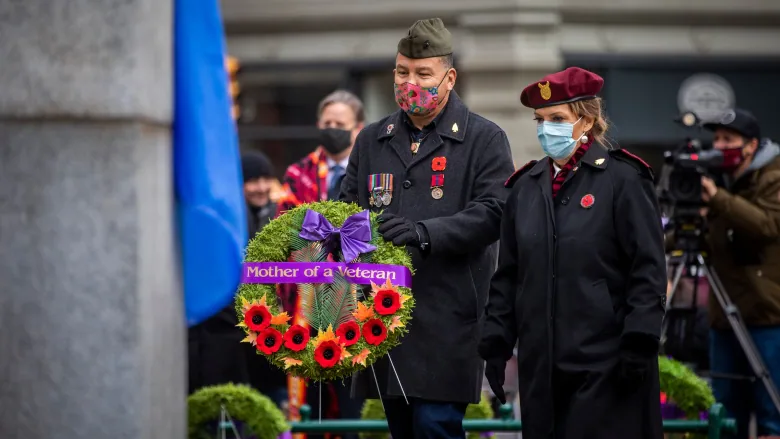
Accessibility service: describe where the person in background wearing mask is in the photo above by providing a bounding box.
[339,18,514,438]
[479,67,666,439]
[241,150,289,408]
[276,90,365,438]
[701,109,780,438]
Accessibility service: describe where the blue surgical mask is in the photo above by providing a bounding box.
[537,117,582,160]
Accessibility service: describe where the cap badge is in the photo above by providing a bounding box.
[594,158,605,165]
[387,124,394,134]
[451,122,458,133]
[538,81,552,101]
[580,194,595,209]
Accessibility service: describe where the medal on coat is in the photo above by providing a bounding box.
[431,173,444,199]
[368,174,393,207]
[411,142,420,155]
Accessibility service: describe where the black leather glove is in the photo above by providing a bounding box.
[377,213,426,248]
[617,333,659,394]
[484,358,507,404]
[617,350,652,393]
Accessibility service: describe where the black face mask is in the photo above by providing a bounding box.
[319,128,352,155]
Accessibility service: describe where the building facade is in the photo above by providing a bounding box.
[223,0,780,172]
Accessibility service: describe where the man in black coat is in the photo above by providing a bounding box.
[339,18,515,439]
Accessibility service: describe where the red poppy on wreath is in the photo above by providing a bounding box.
[336,321,361,347]
[314,340,342,368]
[283,324,310,352]
[432,156,447,171]
[245,305,272,332]
[580,194,595,209]
[363,318,388,346]
[257,327,283,355]
[374,289,401,316]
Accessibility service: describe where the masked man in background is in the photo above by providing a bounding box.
[701,108,780,438]
[276,90,366,438]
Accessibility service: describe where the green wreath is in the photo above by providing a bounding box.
[658,356,715,419]
[359,394,496,439]
[236,201,415,382]
[187,384,288,439]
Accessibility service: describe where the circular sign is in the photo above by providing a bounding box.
[677,73,735,123]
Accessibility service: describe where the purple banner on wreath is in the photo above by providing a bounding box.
[241,262,412,288]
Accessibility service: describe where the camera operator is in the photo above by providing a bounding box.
[701,108,780,437]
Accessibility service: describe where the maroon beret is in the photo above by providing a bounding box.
[520,67,604,109]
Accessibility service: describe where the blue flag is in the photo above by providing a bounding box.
[174,0,247,326]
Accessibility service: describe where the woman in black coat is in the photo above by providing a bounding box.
[478,67,667,439]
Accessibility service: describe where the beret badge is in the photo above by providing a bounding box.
[538,81,552,101]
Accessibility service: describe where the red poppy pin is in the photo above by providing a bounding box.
[432,157,447,171]
[580,194,595,209]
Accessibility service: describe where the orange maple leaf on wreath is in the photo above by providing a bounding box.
[240,295,268,313]
[389,316,405,333]
[353,301,375,322]
[352,349,371,367]
[241,331,258,346]
[282,357,303,369]
[313,324,339,346]
[270,312,291,325]
[370,278,398,298]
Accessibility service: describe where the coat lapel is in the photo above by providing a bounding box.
[377,111,412,167]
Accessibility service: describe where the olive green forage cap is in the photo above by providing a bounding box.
[397,18,453,59]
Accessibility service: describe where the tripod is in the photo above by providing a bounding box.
[662,250,780,417]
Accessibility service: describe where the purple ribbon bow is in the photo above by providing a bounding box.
[299,209,377,262]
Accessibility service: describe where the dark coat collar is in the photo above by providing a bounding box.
[580,143,610,170]
[378,91,469,143]
[527,143,610,177]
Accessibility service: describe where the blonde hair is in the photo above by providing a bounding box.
[570,97,612,148]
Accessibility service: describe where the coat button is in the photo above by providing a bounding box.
[403,180,412,189]
[561,197,569,205]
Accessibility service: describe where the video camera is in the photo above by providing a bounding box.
[657,112,728,252]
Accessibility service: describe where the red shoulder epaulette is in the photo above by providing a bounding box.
[504,160,538,188]
[610,148,654,180]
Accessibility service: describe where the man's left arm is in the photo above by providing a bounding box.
[418,130,514,255]
[708,170,780,239]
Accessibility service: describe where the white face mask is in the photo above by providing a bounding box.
[536,117,582,160]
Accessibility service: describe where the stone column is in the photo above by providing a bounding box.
[0,2,183,439]
[458,11,563,166]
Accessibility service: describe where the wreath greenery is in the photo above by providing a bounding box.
[187,384,288,439]
[236,201,415,382]
[359,394,496,439]
[658,356,715,419]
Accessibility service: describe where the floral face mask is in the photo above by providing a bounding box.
[393,73,449,116]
